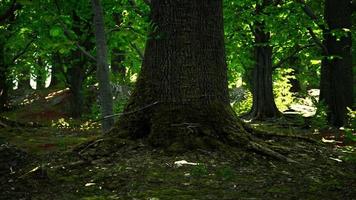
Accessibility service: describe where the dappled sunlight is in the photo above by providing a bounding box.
[45,88,70,100]
[51,118,100,131]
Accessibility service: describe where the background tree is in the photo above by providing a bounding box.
[0,0,23,111]
[91,0,114,132]
[320,0,353,127]
[249,0,280,119]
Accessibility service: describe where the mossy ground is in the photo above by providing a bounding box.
[1,122,355,200]
[1,89,355,200]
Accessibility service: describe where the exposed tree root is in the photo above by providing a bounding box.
[241,122,319,143]
[79,103,300,164]
[248,141,298,163]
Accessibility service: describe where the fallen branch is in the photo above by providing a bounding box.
[78,139,104,156]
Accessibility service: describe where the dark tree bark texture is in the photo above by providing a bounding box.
[91,0,114,132]
[249,0,280,120]
[114,0,251,150]
[320,0,353,127]
[0,41,9,112]
[67,59,85,118]
[111,48,126,83]
[49,53,62,88]
[65,10,94,118]
[35,57,46,90]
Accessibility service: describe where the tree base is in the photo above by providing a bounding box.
[110,102,250,150]
[104,101,296,163]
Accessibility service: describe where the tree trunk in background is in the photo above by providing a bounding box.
[288,56,301,93]
[320,0,353,127]
[64,10,94,118]
[115,0,251,150]
[49,53,62,88]
[68,61,84,118]
[0,41,9,112]
[111,48,126,83]
[249,0,280,120]
[17,73,31,90]
[91,0,114,132]
[35,57,46,90]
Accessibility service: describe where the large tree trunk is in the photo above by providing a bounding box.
[319,0,353,127]
[91,0,114,132]
[114,0,251,150]
[249,0,280,120]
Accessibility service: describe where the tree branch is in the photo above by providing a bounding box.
[307,28,328,55]
[11,36,36,64]
[53,0,96,62]
[296,0,326,31]
[128,40,144,61]
[128,0,145,17]
[273,44,315,70]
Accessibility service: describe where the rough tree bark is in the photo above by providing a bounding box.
[113,0,255,151]
[91,0,114,132]
[249,0,280,120]
[320,0,353,127]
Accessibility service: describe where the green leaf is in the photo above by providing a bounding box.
[50,27,64,37]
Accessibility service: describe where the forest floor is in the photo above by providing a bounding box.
[0,88,356,200]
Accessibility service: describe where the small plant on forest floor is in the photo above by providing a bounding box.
[345,108,356,142]
[310,99,328,130]
[216,166,235,181]
[190,164,209,178]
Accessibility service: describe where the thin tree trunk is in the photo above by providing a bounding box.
[111,48,126,83]
[35,57,46,90]
[249,0,280,120]
[91,0,114,132]
[49,53,62,88]
[0,41,9,112]
[17,73,31,90]
[288,56,301,93]
[320,0,353,127]
[68,63,84,118]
